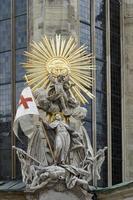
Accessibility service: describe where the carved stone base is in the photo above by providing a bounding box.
[26,184,93,200]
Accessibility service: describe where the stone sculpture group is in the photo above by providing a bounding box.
[13,35,107,195]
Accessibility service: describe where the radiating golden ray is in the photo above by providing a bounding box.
[24,63,46,69]
[26,74,48,81]
[70,65,92,70]
[70,77,95,99]
[23,61,46,66]
[23,62,46,66]
[26,70,48,79]
[26,71,48,78]
[56,35,61,56]
[75,87,88,104]
[31,46,49,60]
[61,38,70,56]
[69,56,91,64]
[44,36,55,57]
[39,42,51,59]
[72,75,93,83]
[31,43,50,59]
[71,75,92,87]
[23,64,46,69]
[72,72,94,84]
[50,38,56,56]
[25,60,46,66]
[70,69,92,76]
[65,42,77,58]
[24,51,46,63]
[23,34,95,104]
[71,78,92,92]
[71,61,93,66]
[24,68,47,73]
[68,51,92,61]
[27,73,47,85]
[31,41,50,59]
[26,69,48,76]
[70,67,92,72]
[67,45,87,60]
[30,47,48,61]
[26,54,46,63]
[32,77,49,91]
[71,87,87,104]
[71,69,92,74]
[68,53,88,62]
[62,37,74,57]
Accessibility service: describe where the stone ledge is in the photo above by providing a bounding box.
[94,181,133,200]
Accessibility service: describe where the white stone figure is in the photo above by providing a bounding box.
[67,105,94,167]
[48,74,68,112]
[47,113,72,164]
[95,147,107,180]
[18,114,50,166]
[14,147,33,185]
[82,147,108,181]
[30,165,66,190]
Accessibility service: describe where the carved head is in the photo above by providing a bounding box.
[55,113,62,120]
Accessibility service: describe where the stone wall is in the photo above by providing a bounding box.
[28,0,79,42]
[0,192,26,200]
[123,0,133,181]
[96,182,133,200]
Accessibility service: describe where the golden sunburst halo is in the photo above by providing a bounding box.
[23,35,95,104]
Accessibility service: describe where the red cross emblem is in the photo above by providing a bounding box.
[19,95,33,109]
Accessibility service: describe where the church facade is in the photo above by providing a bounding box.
[0,0,133,199]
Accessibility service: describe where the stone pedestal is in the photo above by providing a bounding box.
[26,185,93,200]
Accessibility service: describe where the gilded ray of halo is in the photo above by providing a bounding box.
[30,42,50,58]
[32,76,49,91]
[30,46,49,61]
[55,35,61,56]
[23,34,95,104]
[24,52,47,63]
[43,36,55,56]
[71,61,93,66]
[70,76,95,99]
[70,66,92,70]
[71,86,88,104]
[23,61,47,67]
[70,70,92,78]
[31,43,50,59]
[62,37,74,57]
[67,45,87,60]
[73,73,94,84]
[27,73,48,85]
[71,75,92,87]
[26,73,48,82]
